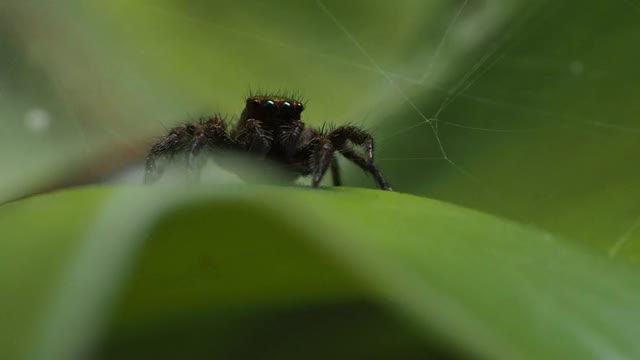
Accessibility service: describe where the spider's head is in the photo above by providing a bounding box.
[244,96,305,124]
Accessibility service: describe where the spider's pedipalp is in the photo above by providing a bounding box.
[279,120,305,154]
[234,118,272,155]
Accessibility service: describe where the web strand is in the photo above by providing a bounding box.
[379,2,552,146]
[314,0,518,199]
[420,0,470,84]
[609,214,640,257]
[134,0,572,137]
[433,2,543,120]
[316,0,449,161]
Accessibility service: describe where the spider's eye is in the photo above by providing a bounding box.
[263,100,276,111]
[295,103,304,112]
[281,102,292,112]
[248,99,260,107]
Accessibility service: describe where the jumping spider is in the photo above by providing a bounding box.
[144,94,391,190]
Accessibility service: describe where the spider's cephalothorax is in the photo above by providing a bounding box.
[144,95,391,190]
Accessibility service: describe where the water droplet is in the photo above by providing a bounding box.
[24,108,51,133]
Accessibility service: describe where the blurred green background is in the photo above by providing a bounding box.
[2,0,640,358]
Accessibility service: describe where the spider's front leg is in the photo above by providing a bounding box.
[282,124,342,187]
[339,146,391,190]
[187,117,237,180]
[326,125,375,164]
[330,155,342,186]
[144,124,197,184]
[325,125,391,190]
[309,138,336,188]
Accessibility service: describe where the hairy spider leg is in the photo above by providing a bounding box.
[338,146,391,190]
[186,132,209,182]
[145,118,240,184]
[144,95,390,190]
[145,125,196,184]
[278,122,343,186]
[187,118,237,181]
[310,138,336,187]
[321,124,390,189]
[326,125,375,163]
[330,155,342,186]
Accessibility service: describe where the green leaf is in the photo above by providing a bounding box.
[2,186,639,359]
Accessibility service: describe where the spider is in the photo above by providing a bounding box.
[144,94,391,190]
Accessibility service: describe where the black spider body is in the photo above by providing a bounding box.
[144,95,391,190]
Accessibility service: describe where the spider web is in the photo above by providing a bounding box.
[2,0,640,259]
[308,0,640,260]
